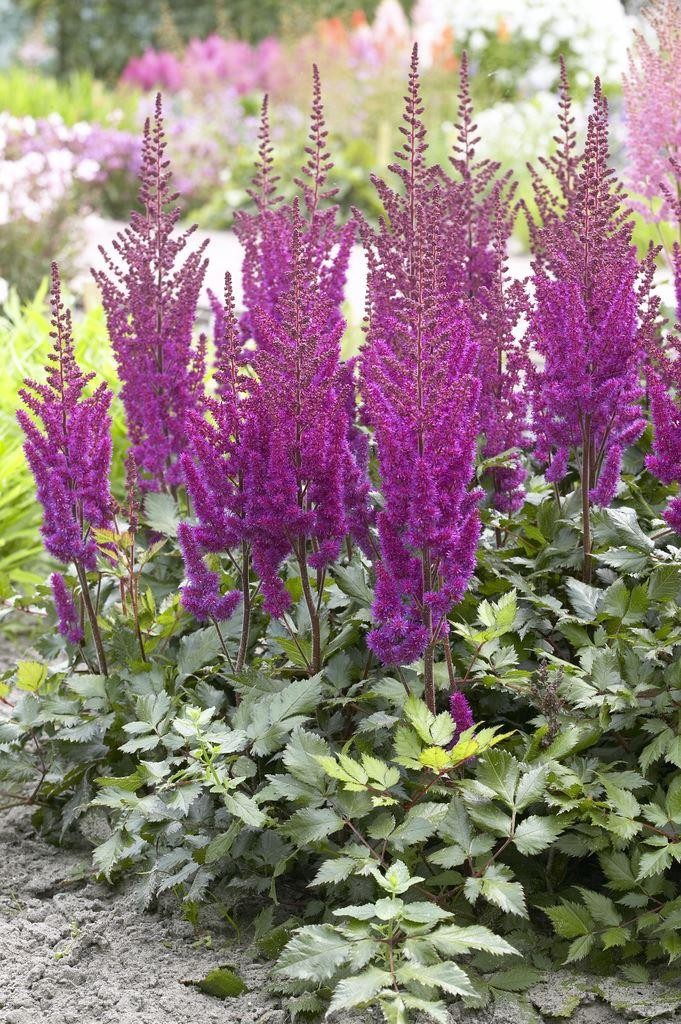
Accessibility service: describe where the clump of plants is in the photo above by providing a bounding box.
[2,38,681,1024]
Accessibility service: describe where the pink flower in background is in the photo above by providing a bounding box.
[121,48,183,91]
[622,0,681,220]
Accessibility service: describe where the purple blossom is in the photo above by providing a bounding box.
[18,263,113,570]
[449,690,474,741]
[93,94,208,490]
[528,74,656,579]
[178,274,247,629]
[360,46,481,711]
[232,70,371,657]
[50,572,84,645]
[440,53,529,513]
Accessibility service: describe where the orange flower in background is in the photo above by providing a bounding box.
[350,10,368,29]
[497,18,510,43]
[316,17,348,49]
[431,25,457,71]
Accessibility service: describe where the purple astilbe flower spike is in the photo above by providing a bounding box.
[93,94,208,491]
[360,46,482,713]
[18,264,113,673]
[233,70,371,674]
[449,690,475,741]
[178,274,253,667]
[50,572,84,646]
[440,53,529,513]
[528,73,656,582]
[235,68,354,351]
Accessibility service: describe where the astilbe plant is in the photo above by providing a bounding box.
[441,52,528,517]
[360,46,481,713]
[17,263,113,674]
[177,274,252,672]
[622,0,681,226]
[93,94,208,491]
[528,71,657,582]
[183,71,372,677]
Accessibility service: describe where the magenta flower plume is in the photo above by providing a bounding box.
[178,274,246,627]
[529,75,654,514]
[232,70,371,674]
[242,205,358,621]
[449,690,475,740]
[235,69,354,351]
[93,94,208,490]
[50,572,84,646]
[360,46,481,712]
[440,53,529,512]
[18,264,113,570]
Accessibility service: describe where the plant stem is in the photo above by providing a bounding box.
[297,544,321,675]
[75,561,108,676]
[235,542,251,674]
[581,416,593,584]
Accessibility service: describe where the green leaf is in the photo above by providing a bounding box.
[564,579,602,620]
[269,676,323,724]
[575,888,621,927]
[545,900,593,939]
[637,845,673,879]
[15,660,47,692]
[332,565,373,607]
[477,750,520,806]
[403,695,454,747]
[429,924,518,957]
[276,925,351,981]
[177,627,223,680]
[311,857,357,887]
[144,491,181,536]
[399,961,476,997]
[400,902,452,924]
[188,967,248,998]
[223,790,266,828]
[514,764,549,810]
[328,967,392,1012]
[513,815,563,855]
[283,807,344,845]
[565,934,594,963]
[204,824,241,864]
[648,566,681,602]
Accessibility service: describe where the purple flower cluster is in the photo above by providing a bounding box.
[441,53,528,514]
[449,690,475,741]
[18,264,113,569]
[50,571,84,645]
[178,72,371,675]
[178,275,246,625]
[529,75,652,513]
[94,95,208,490]
[360,47,481,708]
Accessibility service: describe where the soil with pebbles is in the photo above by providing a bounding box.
[1,803,680,1024]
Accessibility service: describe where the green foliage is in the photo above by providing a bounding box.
[4,437,681,1019]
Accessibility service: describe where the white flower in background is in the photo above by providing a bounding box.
[412,0,634,89]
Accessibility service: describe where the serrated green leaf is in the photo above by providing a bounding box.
[276,925,351,980]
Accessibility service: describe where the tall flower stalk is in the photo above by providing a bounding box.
[528,73,655,583]
[94,94,208,492]
[178,274,251,673]
[18,264,113,675]
[360,47,481,712]
[441,52,528,515]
